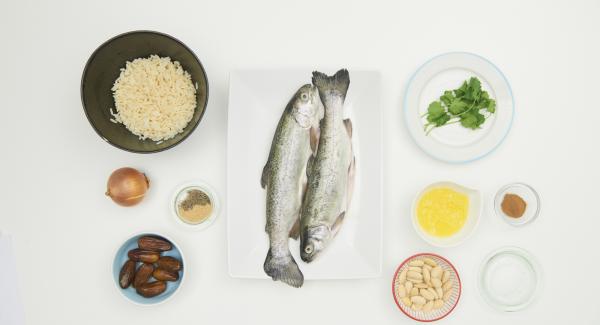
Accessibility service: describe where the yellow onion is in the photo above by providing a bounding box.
[106,167,150,206]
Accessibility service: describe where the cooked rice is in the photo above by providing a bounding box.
[109,55,196,142]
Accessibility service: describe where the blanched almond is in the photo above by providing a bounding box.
[412,303,423,311]
[408,266,422,273]
[431,266,443,279]
[410,287,419,297]
[434,299,444,309]
[397,285,406,298]
[407,271,423,281]
[442,290,452,302]
[420,288,435,300]
[405,281,413,292]
[411,295,426,305]
[423,267,431,284]
[435,287,444,299]
[409,259,425,267]
[432,278,442,288]
[442,270,450,283]
[398,269,407,284]
[424,258,437,267]
[442,279,453,292]
[428,287,439,299]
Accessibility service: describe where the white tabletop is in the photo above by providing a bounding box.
[1,0,599,324]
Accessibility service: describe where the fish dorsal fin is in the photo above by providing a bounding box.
[331,212,345,236]
[343,118,353,138]
[261,163,269,189]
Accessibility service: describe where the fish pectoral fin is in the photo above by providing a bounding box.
[331,212,346,236]
[289,217,300,240]
[347,156,356,210]
[261,163,269,189]
[310,126,320,154]
[293,112,311,129]
[343,118,353,138]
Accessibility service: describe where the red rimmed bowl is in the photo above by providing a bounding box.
[392,253,461,322]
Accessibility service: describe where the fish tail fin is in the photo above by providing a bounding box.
[264,249,304,288]
[312,69,350,99]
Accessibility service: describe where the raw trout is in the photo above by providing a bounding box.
[262,84,323,287]
[300,69,355,263]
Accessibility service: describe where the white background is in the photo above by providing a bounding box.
[1,0,599,324]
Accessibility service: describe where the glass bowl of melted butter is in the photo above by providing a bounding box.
[411,182,482,247]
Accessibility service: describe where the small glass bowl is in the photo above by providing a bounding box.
[171,181,220,231]
[478,246,542,312]
[494,183,540,226]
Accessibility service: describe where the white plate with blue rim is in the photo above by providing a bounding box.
[404,52,514,163]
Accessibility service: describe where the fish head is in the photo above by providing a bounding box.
[300,224,331,263]
[291,84,322,128]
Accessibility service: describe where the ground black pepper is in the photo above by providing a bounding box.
[180,189,210,210]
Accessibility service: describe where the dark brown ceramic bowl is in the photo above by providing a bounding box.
[81,30,209,153]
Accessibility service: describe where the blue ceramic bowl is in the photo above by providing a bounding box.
[112,233,185,305]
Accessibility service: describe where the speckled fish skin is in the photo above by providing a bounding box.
[262,84,323,288]
[301,69,355,263]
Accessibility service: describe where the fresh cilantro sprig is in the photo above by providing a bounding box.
[423,77,496,135]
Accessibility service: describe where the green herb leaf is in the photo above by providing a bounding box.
[440,90,455,107]
[469,77,480,87]
[487,99,496,113]
[426,101,451,127]
[454,81,468,98]
[427,101,445,119]
[460,111,485,129]
[429,112,451,127]
[468,77,481,96]
[448,100,468,115]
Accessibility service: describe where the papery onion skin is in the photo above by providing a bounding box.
[106,167,150,206]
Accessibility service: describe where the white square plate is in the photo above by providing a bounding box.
[227,70,382,280]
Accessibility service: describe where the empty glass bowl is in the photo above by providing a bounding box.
[478,246,541,312]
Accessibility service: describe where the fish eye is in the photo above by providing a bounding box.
[300,93,309,101]
[304,244,313,254]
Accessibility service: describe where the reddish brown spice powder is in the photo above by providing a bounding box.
[501,193,527,218]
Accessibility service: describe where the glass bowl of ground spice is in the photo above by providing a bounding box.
[171,181,220,230]
[494,183,540,226]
